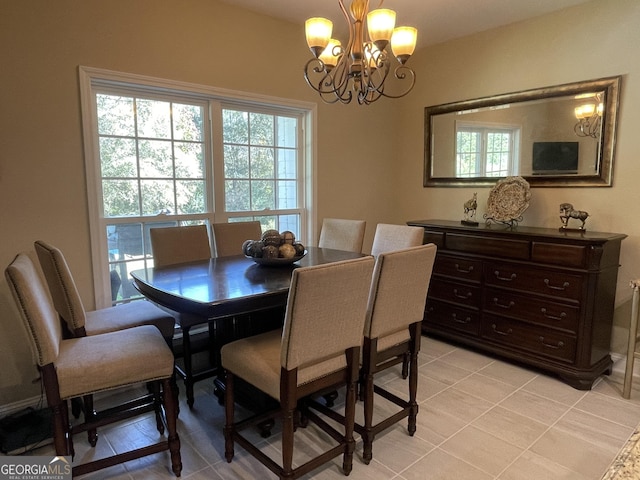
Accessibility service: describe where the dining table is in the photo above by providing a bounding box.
[131,246,366,410]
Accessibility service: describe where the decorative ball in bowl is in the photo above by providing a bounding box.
[243,229,306,266]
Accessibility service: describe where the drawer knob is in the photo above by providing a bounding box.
[540,308,567,321]
[492,298,515,309]
[452,313,471,324]
[539,336,565,349]
[453,288,473,299]
[455,264,474,274]
[491,324,513,336]
[494,271,517,282]
[544,279,570,291]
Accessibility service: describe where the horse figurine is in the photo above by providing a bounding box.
[462,193,478,225]
[559,203,589,231]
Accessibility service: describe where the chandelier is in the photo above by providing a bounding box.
[303,0,417,105]
[574,94,603,138]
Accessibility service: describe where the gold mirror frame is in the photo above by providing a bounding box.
[424,76,621,187]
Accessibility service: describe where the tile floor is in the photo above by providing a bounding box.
[23,336,640,479]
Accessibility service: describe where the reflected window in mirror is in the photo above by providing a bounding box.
[424,76,621,187]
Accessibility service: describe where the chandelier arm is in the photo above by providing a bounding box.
[377,65,416,99]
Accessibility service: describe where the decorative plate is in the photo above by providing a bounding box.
[246,251,307,266]
[485,176,531,226]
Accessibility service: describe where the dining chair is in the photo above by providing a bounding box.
[149,224,215,408]
[312,244,437,464]
[370,223,424,257]
[34,240,177,445]
[222,256,375,479]
[149,224,212,267]
[318,218,366,253]
[624,279,640,398]
[5,253,182,477]
[211,221,262,257]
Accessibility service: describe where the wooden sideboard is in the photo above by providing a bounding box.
[407,219,627,389]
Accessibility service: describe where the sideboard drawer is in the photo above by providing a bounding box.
[483,287,579,333]
[531,242,588,268]
[481,315,576,363]
[433,255,482,282]
[428,279,481,308]
[484,262,584,300]
[426,299,480,336]
[446,233,530,260]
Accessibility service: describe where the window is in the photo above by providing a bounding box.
[455,122,520,178]
[80,67,315,308]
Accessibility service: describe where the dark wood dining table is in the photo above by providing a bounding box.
[131,246,365,408]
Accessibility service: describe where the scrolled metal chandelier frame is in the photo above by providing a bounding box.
[303,0,417,105]
[574,93,603,138]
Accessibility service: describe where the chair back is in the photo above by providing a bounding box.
[318,218,366,253]
[365,244,437,340]
[150,225,211,267]
[5,253,62,367]
[281,256,374,374]
[370,224,424,257]
[211,221,262,257]
[34,240,87,334]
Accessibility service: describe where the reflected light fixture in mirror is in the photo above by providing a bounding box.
[574,93,604,138]
[303,0,417,105]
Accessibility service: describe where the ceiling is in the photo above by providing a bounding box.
[219,0,592,49]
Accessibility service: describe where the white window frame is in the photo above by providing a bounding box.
[79,66,317,309]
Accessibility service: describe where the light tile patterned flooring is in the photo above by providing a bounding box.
[27,336,640,479]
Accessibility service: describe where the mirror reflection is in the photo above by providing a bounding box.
[424,76,621,187]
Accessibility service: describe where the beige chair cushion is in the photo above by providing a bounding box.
[150,225,211,267]
[6,253,63,366]
[370,224,424,257]
[211,221,262,257]
[86,301,176,338]
[221,256,374,399]
[56,325,174,399]
[365,244,437,341]
[318,218,366,253]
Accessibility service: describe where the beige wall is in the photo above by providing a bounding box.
[0,0,638,408]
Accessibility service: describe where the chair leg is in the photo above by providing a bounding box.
[181,325,195,409]
[51,401,71,456]
[401,353,409,379]
[343,376,357,475]
[162,378,182,477]
[223,371,235,463]
[361,370,375,465]
[408,350,419,436]
[282,404,295,478]
[83,394,98,447]
[152,382,165,435]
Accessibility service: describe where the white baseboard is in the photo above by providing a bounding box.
[0,395,45,418]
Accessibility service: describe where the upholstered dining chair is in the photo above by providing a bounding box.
[149,224,214,408]
[312,244,437,464]
[34,240,177,444]
[222,256,375,479]
[5,253,182,478]
[149,224,212,267]
[370,223,425,257]
[624,279,640,398]
[211,221,262,257]
[318,218,366,253]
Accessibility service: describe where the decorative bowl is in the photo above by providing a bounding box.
[245,251,307,266]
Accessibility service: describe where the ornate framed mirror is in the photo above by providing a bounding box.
[424,76,621,187]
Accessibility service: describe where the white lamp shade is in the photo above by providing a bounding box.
[391,27,417,61]
[367,9,396,43]
[319,39,342,67]
[305,17,333,54]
